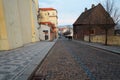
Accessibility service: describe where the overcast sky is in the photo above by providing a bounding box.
[38,0,120,26]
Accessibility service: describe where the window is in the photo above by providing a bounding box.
[43,30,48,33]
[43,30,48,34]
[90,29,95,35]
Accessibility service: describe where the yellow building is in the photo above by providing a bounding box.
[0,0,39,50]
[38,8,58,38]
[38,8,58,26]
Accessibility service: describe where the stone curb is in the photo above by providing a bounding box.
[14,40,57,80]
[73,40,120,55]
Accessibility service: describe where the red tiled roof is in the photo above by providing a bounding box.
[39,22,55,28]
[39,8,56,11]
[39,22,56,32]
[73,3,115,25]
[39,22,52,25]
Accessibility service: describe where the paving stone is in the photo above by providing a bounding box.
[0,41,55,80]
[32,39,120,80]
[32,40,89,80]
[0,74,6,80]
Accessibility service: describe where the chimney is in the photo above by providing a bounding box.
[85,8,87,11]
[91,4,95,8]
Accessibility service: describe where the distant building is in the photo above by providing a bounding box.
[59,27,73,37]
[0,0,39,50]
[38,8,58,38]
[115,29,120,35]
[73,3,115,41]
[115,25,120,35]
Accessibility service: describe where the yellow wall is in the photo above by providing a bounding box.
[48,10,58,27]
[30,0,39,42]
[18,0,32,44]
[39,11,49,22]
[0,0,9,50]
[39,10,58,27]
[107,36,120,45]
[84,35,120,45]
[0,0,40,50]
[3,0,23,49]
[91,35,105,43]
[34,0,39,12]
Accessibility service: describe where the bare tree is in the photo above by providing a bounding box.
[105,0,120,24]
[113,8,120,24]
[101,0,119,45]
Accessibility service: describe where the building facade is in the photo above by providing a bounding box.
[0,0,39,50]
[39,22,56,41]
[73,3,119,45]
[39,25,51,41]
[38,8,58,38]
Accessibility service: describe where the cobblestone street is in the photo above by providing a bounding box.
[32,38,120,80]
[33,39,89,80]
[1,0,120,80]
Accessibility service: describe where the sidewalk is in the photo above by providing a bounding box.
[0,41,56,80]
[73,40,120,54]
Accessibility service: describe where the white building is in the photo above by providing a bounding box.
[39,25,51,41]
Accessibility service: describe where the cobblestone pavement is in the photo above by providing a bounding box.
[32,38,120,80]
[0,41,55,80]
[32,39,89,80]
[64,39,120,80]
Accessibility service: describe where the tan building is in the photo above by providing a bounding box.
[0,0,39,50]
[38,8,58,38]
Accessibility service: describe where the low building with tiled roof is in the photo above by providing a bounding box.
[74,3,114,25]
[73,3,117,45]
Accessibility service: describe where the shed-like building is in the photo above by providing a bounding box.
[73,3,115,42]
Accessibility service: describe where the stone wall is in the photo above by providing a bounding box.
[84,35,120,45]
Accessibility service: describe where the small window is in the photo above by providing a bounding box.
[90,29,95,34]
[43,30,48,33]
[43,30,48,34]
